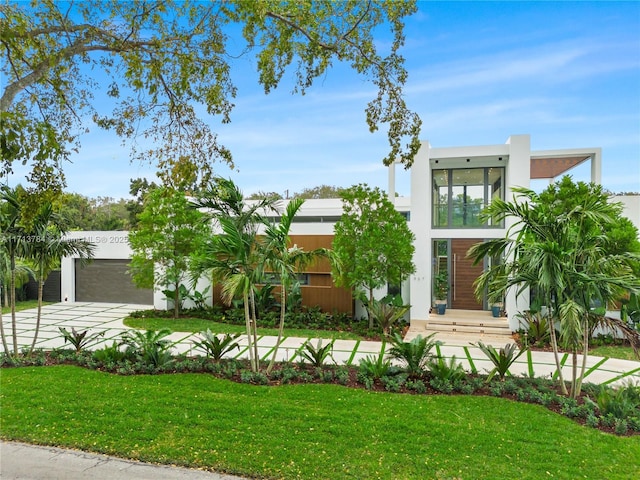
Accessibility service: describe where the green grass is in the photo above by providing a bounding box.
[1,366,638,480]
[124,316,364,340]
[1,300,51,315]
[590,345,638,361]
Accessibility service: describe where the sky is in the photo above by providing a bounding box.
[7,1,640,199]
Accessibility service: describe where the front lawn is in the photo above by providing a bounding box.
[123,316,365,340]
[590,345,638,361]
[1,300,51,314]
[1,366,638,480]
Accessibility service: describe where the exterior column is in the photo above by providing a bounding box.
[409,141,432,322]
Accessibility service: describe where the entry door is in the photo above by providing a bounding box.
[451,239,484,310]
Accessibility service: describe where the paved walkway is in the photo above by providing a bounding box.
[0,441,245,480]
[2,302,640,479]
[4,302,640,387]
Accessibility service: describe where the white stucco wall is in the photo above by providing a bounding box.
[61,231,131,302]
[616,195,640,233]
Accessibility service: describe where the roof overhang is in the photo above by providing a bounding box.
[530,148,600,180]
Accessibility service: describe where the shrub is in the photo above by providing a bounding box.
[240,370,269,385]
[193,330,240,361]
[358,352,393,380]
[427,356,466,383]
[516,310,552,347]
[93,341,129,364]
[406,379,427,394]
[59,327,105,353]
[297,339,335,367]
[366,295,410,335]
[122,328,174,368]
[614,419,628,435]
[586,383,640,420]
[387,332,440,377]
[381,375,405,392]
[473,342,526,382]
[429,377,453,393]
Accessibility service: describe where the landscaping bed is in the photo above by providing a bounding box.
[3,345,638,437]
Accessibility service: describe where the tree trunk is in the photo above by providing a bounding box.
[575,323,590,397]
[173,279,180,319]
[570,349,578,399]
[10,254,17,355]
[243,291,255,371]
[0,303,9,357]
[267,284,286,374]
[249,287,260,371]
[368,286,374,329]
[29,274,44,354]
[548,311,568,395]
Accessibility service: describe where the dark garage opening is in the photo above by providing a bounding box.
[75,259,153,304]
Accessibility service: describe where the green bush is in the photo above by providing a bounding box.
[298,339,335,367]
[122,329,174,368]
[59,327,104,353]
[427,355,466,382]
[473,341,526,382]
[192,330,240,361]
[358,352,393,381]
[93,341,130,364]
[586,383,640,420]
[387,332,440,377]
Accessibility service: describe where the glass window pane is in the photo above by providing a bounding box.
[431,167,504,228]
[432,169,448,227]
[487,168,504,226]
[451,169,484,226]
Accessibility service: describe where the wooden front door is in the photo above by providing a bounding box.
[451,239,484,310]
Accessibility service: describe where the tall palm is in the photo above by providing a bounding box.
[263,198,330,373]
[26,203,94,353]
[1,185,30,356]
[469,184,640,398]
[191,178,278,372]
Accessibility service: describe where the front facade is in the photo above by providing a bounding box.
[402,134,602,330]
[61,134,638,330]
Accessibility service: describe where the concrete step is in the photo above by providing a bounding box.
[409,310,513,343]
[426,317,509,328]
[424,323,511,336]
[405,329,515,347]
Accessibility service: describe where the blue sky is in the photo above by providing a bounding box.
[9,1,640,198]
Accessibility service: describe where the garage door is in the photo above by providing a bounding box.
[75,259,153,304]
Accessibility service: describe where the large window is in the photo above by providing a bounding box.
[432,167,504,227]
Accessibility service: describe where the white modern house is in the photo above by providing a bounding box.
[400,133,606,331]
[61,134,638,333]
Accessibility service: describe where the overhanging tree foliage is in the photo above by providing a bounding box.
[332,184,415,328]
[2,0,422,198]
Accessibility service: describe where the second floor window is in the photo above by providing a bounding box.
[432,167,504,228]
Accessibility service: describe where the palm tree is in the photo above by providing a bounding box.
[191,178,278,372]
[1,185,29,356]
[263,198,329,373]
[26,203,94,353]
[469,182,640,398]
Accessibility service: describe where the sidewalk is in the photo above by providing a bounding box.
[4,302,640,386]
[0,441,245,480]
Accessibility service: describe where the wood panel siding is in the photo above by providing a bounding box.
[289,235,334,272]
[451,239,484,310]
[208,235,353,314]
